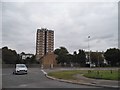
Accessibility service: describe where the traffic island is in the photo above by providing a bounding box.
[42,69,119,89]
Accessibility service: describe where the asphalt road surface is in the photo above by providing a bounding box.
[2,68,118,89]
[2,68,100,88]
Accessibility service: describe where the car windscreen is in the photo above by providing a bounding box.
[17,65,26,68]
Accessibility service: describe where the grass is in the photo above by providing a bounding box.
[84,70,119,80]
[48,70,119,80]
[48,70,87,80]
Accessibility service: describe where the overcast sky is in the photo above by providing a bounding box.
[2,1,118,54]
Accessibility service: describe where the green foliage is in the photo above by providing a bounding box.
[90,52,104,66]
[67,54,73,64]
[2,46,38,64]
[54,47,86,66]
[2,46,19,64]
[48,70,119,80]
[16,54,22,64]
[104,48,120,66]
[48,70,86,80]
[77,49,86,66]
[21,52,25,55]
[27,55,38,64]
[72,50,86,66]
[21,54,38,64]
[54,47,69,65]
[84,70,119,80]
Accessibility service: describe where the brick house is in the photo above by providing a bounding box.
[41,52,57,68]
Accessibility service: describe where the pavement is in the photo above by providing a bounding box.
[42,68,119,89]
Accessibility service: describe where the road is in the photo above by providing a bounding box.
[2,68,102,88]
[2,68,118,90]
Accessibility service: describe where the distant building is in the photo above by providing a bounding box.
[36,28,54,62]
[20,53,34,60]
[85,51,107,67]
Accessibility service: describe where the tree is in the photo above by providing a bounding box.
[72,50,86,67]
[2,46,18,64]
[72,51,77,63]
[77,49,86,67]
[54,47,69,66]
[90,52,104,67]
[28,55,38,64]
[54,48,61,55]
[104,48,120,67]
[66,54,73,64]
[21,52,25,55]
[20,53,38,64]
[16,54,22,64]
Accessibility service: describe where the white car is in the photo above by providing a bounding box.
[13,64,28,75]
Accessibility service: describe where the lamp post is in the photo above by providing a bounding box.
[97,50,100,67]
[88,36,91,68]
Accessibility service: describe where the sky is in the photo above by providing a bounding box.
[1,1,118,54]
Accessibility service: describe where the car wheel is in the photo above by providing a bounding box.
[13,72,15,74]
[13,71,16,75]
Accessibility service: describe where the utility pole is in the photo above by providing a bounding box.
[88,36,91,68]
[97,50,100,67]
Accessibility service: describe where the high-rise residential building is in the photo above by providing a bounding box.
[36,28,54,61]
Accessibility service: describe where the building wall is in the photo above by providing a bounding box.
[46,30,54,53]
[41,52,57,68]
[21,54,33,60]
[36,29,45,60]
[36,28,54,61]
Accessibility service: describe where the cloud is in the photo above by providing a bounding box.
[2,2,118,54]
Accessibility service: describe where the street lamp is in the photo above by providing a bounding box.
[88,36,91,68]
[97,50,100,67]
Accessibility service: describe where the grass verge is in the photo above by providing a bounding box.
[48,70,87,80]
[84,70,119,80]
[48,70,119,80]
